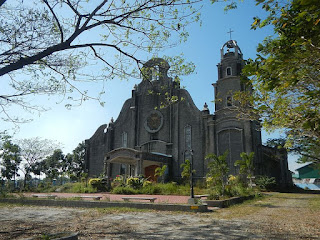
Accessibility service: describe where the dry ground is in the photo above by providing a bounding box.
[0,192,319,240]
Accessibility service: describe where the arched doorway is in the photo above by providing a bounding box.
[144,165,159,182]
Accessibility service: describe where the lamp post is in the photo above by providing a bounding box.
[185,149,195,204]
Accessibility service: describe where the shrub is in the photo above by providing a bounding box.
[205,151,229,196]
[195,179,206,189]
[126,177,143,189]
[255,175,276,191]
[141,184,161,194]
[60,182,97,193]
[89,178,107,192]
[89,178,101,186]
[112,186,138,194]
[208,186,222,200]
[143,180,152,188]
[112,175,125,188]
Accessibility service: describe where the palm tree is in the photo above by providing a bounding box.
[205,151,229,196]
[155,165,167,183]
[235,152,255,187]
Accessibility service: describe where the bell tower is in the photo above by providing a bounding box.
[212,40,261,175]
[214,40,245,111]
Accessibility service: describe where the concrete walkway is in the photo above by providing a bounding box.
[21,192,191,204]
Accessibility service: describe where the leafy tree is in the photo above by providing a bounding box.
[0,136,22,185]
[42,149,65,182]
[0,0,200,123]
[234,152,255,187]
[266,136,320,165]
[65,142,86,180]
[205,151,229,196]
[17,137,59,188]
[231,0,320,165]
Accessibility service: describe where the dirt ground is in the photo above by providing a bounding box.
[0,192,319,240]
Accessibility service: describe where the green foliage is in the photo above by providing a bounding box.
[41,149,64,181]
[255,175,277,191]
[206,151,229,196]
[207,174,255,200]
[36,181,58,193]
[112,186,139,195]
[153,182,190,195]
[111,175,126,189]
[143,180,153,188]
[56,182,97,193]
[0,136,22,181]
[111,181,192,196]
[126,177,144,189]
[66,142,86,180]
[88,178,107,192]
[180,159,195,183]
[155,165,167,183]
[235,152,255,177]
[88,178,101,186]
[235,152,255,187]
[265,138,286,149]
[155,165,167,177]
[238,0,320,164]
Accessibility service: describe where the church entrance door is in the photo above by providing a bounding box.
[144,165,159,182]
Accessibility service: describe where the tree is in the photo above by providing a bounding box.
[234,152,255,187]
[42,149,65,182]
[0,136,22,187]
[17,137,59,188]
[233,0,320,165]
[65,142,86,180]
[205,151,229,196]
[0,0,200,123]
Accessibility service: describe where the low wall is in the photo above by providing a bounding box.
[0,198,208,212]
[203,195,255,208]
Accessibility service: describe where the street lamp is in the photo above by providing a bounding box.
[185,149,195,204]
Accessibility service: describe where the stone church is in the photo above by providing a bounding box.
[84,40,292,187]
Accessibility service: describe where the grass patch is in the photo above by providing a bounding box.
[213,194,267,219]
[308,195,320,210]
[0,201,28,208]
[96,207,151,214]
[55,182,98,193]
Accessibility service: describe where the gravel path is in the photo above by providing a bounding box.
[0,192,319,240]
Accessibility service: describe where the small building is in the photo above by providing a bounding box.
[293,163,320,190]
[296,163,320,179]
[84,40,292,188]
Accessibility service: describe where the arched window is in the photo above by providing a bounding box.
[226,96,233,106]
[184,125,192,161]
[226,67,232,76]
[151,65,160,81]
[122,132,128,148]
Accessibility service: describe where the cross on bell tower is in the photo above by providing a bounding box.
[227,28,234,39]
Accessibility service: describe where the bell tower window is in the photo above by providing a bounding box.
[226,67,232,76]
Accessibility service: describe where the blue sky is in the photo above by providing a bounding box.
[2,0,304,172]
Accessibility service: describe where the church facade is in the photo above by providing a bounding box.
[84,40,292,187]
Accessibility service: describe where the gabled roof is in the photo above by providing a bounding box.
[295,163,316,171]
